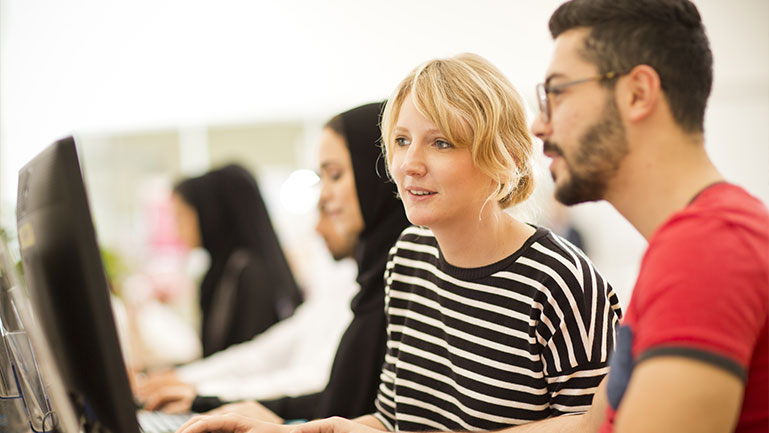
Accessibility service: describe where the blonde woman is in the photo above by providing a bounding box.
[177,53,621,433]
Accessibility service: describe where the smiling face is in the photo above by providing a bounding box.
[316,127,364,260]
[314,203,351,261]
[389,93,497,230]
[531,28,630,206]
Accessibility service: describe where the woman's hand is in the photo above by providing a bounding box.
[289,417,383,433]
[134,369,184,402]
[176,413,290,433]
[143,383,196,413]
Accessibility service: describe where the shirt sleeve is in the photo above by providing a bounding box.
[632,216,768,378]
[537,240,621,415]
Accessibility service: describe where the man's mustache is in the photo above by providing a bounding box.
[542,140,564,157]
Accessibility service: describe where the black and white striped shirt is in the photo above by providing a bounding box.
[374,225,622,431]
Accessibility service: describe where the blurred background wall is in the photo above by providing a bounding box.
[0,0,767,311]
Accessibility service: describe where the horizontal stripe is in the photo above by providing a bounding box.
[393,372,549,411]
[394,240,440,258]
[393,390,539,427]
[373,405,395,431]
[388,324,541,369]
[388,307,537,358]
[545,366,610,384]
[390,270,534,322]
[388,351,547,395]
[550,403,591,413]
[395,413,451,431]
[388,289,536,342]
[392,255,540,306]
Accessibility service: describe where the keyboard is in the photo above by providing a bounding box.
[137,410,194,433]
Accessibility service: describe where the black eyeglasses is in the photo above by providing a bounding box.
[536,71,622,123]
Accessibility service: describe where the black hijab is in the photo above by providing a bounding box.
[175,164,302,356]
[346,102,408,315]
[256,102,410,420]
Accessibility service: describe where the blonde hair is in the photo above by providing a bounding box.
[381,53,534,209]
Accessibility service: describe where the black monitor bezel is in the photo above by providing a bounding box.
[16,136,140,433]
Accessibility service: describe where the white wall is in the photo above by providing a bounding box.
[0,0,560,199]
[1,0,767,308]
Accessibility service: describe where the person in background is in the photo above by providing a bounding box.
[171,164,303,357]
[133,206,358,412]
[175,53,622,433]
[140,102,411,422]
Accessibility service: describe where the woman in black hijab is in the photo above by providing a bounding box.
[186,102,410,421]
[173,164,303,357]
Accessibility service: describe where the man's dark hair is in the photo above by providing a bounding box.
[549,0,713,133]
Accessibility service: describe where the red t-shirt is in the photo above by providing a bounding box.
[600,183,769,432]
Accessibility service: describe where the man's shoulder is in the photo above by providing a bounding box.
[654,183,768,249]
[675,183,768,230]
[635,184,769,313]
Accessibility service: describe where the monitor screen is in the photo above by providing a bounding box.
[16,136,140,433]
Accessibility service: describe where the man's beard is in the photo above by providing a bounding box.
[548,96,629,206]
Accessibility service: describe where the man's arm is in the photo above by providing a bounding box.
[613,356,743,433]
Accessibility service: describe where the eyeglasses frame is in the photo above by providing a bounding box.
[536,71,624,123]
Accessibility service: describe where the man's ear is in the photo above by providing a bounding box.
[617,64,663,124]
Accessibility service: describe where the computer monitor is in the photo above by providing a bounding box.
[16,136,140,433]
